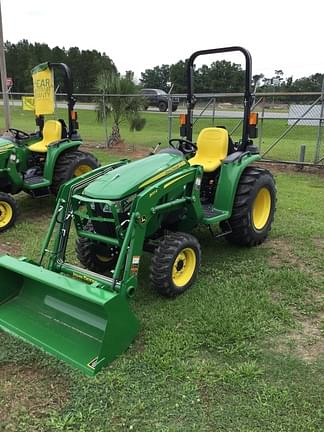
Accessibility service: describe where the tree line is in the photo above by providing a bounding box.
[140,60,246,93]
[4,40,324,94]
[140,62,324,94]
[5,40,116,93]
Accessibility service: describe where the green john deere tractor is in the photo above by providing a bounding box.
[0,62,99,232]
[0,47,276,375]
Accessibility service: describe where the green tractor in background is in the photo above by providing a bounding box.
[0,47,276,376]
[0,62,99,232]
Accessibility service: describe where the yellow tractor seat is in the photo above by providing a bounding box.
[29,120,63,153]
[189,127,229,172]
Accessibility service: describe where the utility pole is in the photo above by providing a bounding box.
[0,0,10,130]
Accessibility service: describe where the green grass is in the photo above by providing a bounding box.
[0,165,323,431]
[1,106,323,163]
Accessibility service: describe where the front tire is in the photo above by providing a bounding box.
[76,224,119,274]
[52,150,99,195]
[0,193,17,233]
[158,101,168,112]
[150,232,201,297]
[223,167,276,246]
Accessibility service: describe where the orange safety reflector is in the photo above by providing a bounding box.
[249,112,258,126]
[179,114,187,125]
[71,111,78,120]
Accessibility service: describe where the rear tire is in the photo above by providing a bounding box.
[158,101,168,112]
[76,223,119,274]
[52,150,99,195]
[0,193,17,233]
[222,167,276,246]
[150,232,201,297]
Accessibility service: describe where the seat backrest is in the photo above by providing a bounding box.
[42,120,62,145]
[196,127,229,160]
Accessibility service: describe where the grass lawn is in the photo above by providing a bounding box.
[0,151,323,431]
[2,106,323,163]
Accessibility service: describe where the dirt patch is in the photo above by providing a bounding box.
[274,311,324,363]
[262,238,307,271]
[256,161,324,177]
[0,241,21,256]
[0,364,69,429]
[84,141,149,160]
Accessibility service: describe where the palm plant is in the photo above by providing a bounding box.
[96,72,146,147]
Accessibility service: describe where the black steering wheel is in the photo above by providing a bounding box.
[169,138,197,155]
[9,128,30,140]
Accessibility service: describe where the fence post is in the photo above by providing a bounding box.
[168,94,172,142]
[314,78,324,163]
[212,97,216,126]
[258,97,265,152]
[54,84,60,112]
[299,144,306,162]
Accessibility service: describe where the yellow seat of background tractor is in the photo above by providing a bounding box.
[29,120,62,153]
[189,127,229,172]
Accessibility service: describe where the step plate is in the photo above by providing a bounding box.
[24,176,46,185]
[202,204,223,218]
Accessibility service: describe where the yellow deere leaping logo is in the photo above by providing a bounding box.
[139,161,186,188]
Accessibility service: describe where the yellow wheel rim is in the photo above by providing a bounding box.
[74,164,93,177]
[0,201,13,228]
[172,247,196,287]
[252,187,271,230]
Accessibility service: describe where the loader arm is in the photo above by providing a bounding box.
[39,160,129,269]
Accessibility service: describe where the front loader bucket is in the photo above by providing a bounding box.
[0,255,139,376]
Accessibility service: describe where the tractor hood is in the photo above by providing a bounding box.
[0,136,15,154]
[83,153,187,200]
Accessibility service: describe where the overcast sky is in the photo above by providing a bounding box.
[2,0,324,81]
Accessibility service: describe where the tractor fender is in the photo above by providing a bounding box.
[43,140,82,182]
[214,153,261,215]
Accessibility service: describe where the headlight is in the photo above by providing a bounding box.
[114,193,137,213]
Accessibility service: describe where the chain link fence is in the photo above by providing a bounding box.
[166,90,324,165]
[2,89,324,165]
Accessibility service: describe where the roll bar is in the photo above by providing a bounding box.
[50,63,77,137]
[185,46,253,150]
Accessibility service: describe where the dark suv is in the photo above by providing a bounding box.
[140,88,179,112]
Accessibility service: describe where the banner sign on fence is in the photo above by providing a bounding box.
[32,63,55,115]
[288,105,322,126]
[22,96,35,111]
